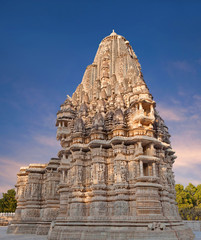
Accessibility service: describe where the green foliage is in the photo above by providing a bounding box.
[0,189,17,212]
[194,184,201,207]
[175,183,201,220]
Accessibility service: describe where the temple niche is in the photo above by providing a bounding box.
[8,31,194,240]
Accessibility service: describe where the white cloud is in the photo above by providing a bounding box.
[0,132,60,197]
[172,60,196,73]
[157,104,185,122]
[0,157,22,196]
[0,158,22,181]
[34,134,59,147]
[197,58,201,66]
[193,94,201,102]
[0,185,16,198]
[158,96,201,186]
[172,137,201,167]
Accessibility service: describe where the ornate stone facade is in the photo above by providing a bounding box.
[8,31,194,239]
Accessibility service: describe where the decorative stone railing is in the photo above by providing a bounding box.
[128,129,154,137]
[136,176,159,182]
[57,127,71,136]
[0,212,15,217]
[57,110,74,119]
[0,212,15,226]
[132,109,154,123]
[183,221,201,231]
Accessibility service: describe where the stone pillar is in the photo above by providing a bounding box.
[8,164,46,234]
[67,150,85,219]
[89,146,107,219]
[140,160,143,177]
[56,154,71,220]
[139,102,143,110]
[112,143,129,218]
[153,162,156,176]
[37,158,60,235]
[12,167,28,223]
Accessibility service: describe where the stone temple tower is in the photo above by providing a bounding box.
[8,31,194,240]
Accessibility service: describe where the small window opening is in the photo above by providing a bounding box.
[143,163,153,176]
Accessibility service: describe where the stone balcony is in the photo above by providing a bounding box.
[128,128,154,137]
[131,109,155,125]
[56,109,75,119]
[136,176,159,182]
[134,155,159,162]
[57,127,71,136]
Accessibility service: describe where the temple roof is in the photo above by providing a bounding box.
[71,31,151,108]
[57,31,170,146]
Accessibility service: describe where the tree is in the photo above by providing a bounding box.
[0,189,17,212]
[175,183,201,220]
[194,184,201,207]
[175,184,194,209]
[185,183,197,206]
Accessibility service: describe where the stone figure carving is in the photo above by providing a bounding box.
[74,118,84,132]
[160,165,168,185]
[128,161,136,180]
[98,163,105,182]
[120,161,127,182]
[77,166,83,183]
[148,222,166,231]
[92,113,104,130]
[114,201,128,216]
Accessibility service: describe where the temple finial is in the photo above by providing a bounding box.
[110,29,117,36]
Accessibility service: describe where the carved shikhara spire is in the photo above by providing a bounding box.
[71,31,150,110]
[56,31,166,145]
[9,32,194,240]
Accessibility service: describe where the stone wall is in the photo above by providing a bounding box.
[184,221,201,231]
[7,159,60,235]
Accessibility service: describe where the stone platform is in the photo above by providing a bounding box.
[0,226,47,239]
[1,226,200,240]
[48,221,194,240]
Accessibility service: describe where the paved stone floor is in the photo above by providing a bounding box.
[194,232,201,240]
[0,227,201,240]
[0,227,47,240]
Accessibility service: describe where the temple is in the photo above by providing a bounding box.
[8,31,194,239]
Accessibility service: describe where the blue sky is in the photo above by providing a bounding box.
[0,0,201,195]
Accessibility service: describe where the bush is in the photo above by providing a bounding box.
[0,189,17,212]
[175,183,201,220]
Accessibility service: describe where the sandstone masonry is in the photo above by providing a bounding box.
[7,31,194,240]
